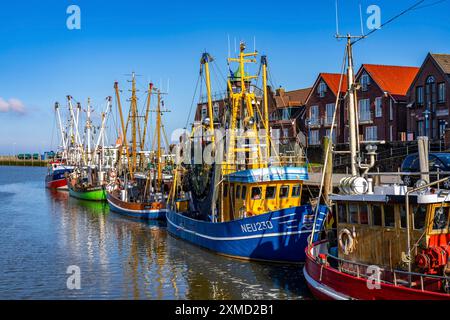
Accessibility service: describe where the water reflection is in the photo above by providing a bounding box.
[0,166,310,299]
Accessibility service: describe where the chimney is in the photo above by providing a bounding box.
[276,86,285,96]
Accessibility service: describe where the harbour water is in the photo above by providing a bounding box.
[0,166,311,299]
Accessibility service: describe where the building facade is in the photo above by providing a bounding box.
[407,53,450,140]
[353,64,419,142]
[305,73,348,145]
[270,87,311,146]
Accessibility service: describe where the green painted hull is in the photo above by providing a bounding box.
[69,186,107,201]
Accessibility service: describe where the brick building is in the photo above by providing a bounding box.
[406,53,450,140]
[305,73,348,145]
[270,87,311,146]
[353,64,419,142]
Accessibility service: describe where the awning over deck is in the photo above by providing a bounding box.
[224,166,308,183]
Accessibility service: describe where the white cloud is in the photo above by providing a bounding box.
[0,97,26,114]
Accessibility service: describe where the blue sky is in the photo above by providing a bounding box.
[0,0,449,154]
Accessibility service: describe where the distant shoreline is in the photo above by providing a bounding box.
[0,159,48,167]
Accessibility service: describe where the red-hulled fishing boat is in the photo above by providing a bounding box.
[45,161,74,189]
[303,36,450,300]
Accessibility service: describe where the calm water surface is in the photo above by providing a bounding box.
[0,166,311,299]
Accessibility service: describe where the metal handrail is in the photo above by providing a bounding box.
[325,253,450,285]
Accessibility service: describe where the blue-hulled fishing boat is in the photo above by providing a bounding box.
[166,44,327,263]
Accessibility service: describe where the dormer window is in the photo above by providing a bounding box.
[318,81,327,97]
[361,73,370,91]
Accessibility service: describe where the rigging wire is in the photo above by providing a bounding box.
[184,72,202,130]
[351,0,426,45]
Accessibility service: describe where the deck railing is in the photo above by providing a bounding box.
[323,253,450,293]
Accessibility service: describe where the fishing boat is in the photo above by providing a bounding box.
[67,97,112,201]
[45,161,74,189]
[106,74,171,220]
[166,44,328,263]
[45,100,79,189]
[303,36,450,300]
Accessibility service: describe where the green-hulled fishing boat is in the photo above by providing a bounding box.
[67,97,113,202]
[68,184,107,201]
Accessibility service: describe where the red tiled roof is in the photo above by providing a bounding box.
[361,64,419,97]
[275,87,312,108]
[320,73,348,95]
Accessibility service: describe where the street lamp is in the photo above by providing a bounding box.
[305,118,311,160]
[423,108,431,138]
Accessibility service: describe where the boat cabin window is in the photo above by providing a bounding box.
[265,186,276,199]
[413,205,427,230]
[359,204,369,225]
[384,205,395,228]
[223,184,228,197]
[292,185,301,197]
[241,186,247,199]
[337,204,347,223]
[371,205,382,226]
[236,185,241,198]
[279,185,289,198]
[432,206,449,230]
[349,204,359,224]
[251,187,262,200]
[399,205,407,229]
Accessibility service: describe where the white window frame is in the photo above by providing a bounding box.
[325,128,336,144]
[361,73,370,91]
[358,99,371,122]
[213,102,219,118]
[389,99,393,121]
[439,83,446,103]
[309,130,320,145]
[417,86,424,105]
[310,105,319,125]
[325,103,335,125]
[318,81,327,98]
[201,105,207,120]
[375,97,382,117]
[365,126,377,141]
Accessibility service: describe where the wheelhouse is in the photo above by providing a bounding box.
[221,166,308,221]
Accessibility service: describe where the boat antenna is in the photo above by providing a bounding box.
[335,0,339,37]
[227,34,231,58]
[359,3,365,36]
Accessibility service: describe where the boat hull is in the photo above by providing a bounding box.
[46,177,68,190]
[166,205,328,263]
[106,192,166,220]
[68,185,107,201]
[303,242,450,300]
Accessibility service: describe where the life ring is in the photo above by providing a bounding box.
[339,228,356,255]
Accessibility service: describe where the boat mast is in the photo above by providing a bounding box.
[156,89,162,189]
[130,72,138,174]
[261,55,270,162]
[86,98,92,165]
[114,81,132,176]
[201,53,215,145]
[54,102,67,160]
[94,96,112,171]
[140,82,154,169]
[67,96,84,165]
[345,36,359,177]
[226,42,262,174]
